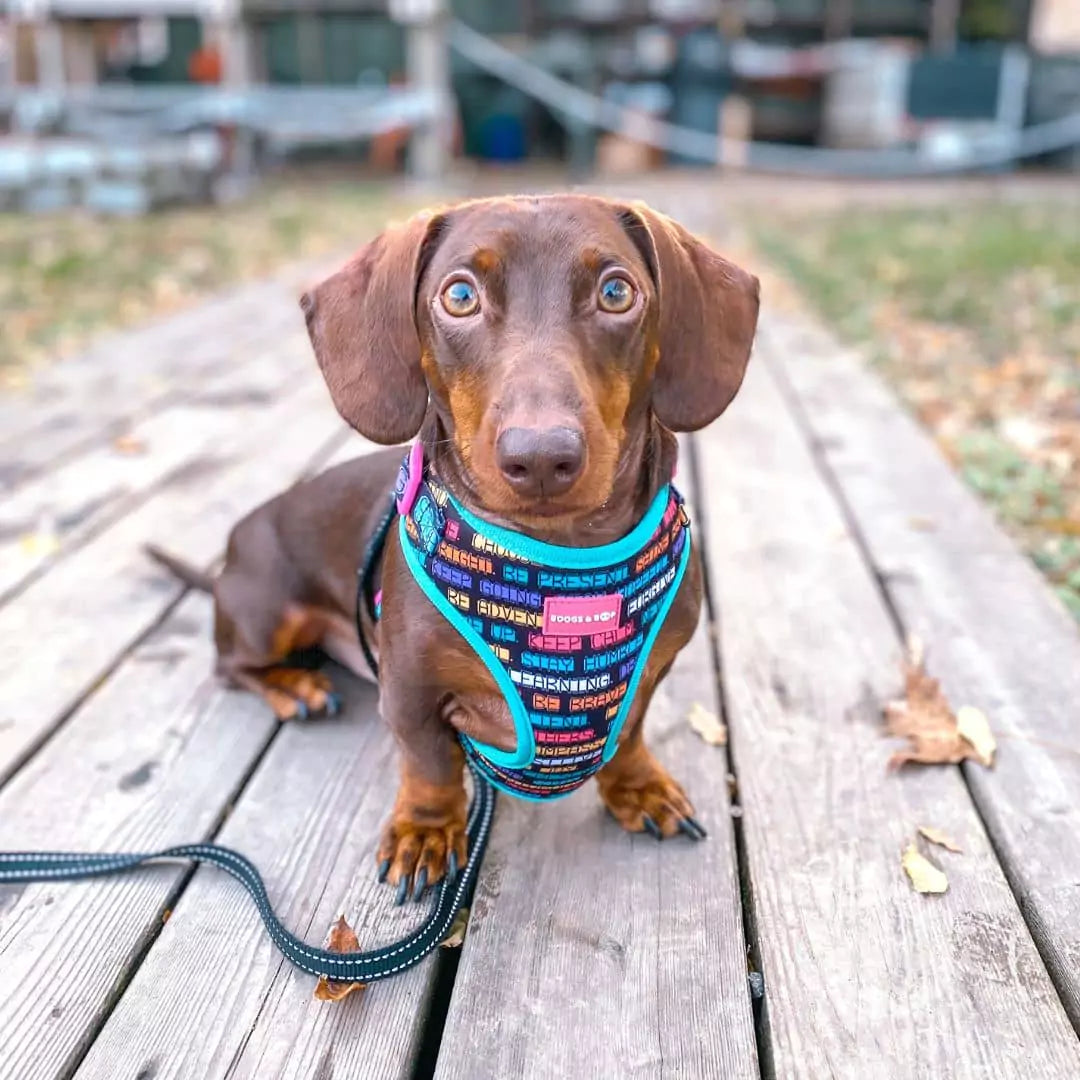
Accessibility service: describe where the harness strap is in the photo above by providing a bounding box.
[0,766,495,983]
[355,491,396,679]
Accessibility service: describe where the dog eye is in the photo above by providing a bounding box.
[441,280,479,317]
[598,276,635,313]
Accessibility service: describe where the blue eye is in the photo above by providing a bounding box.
[599,276,635,313]
[441,279,479,317]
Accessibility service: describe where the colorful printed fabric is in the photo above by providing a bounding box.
[393,450,692,801]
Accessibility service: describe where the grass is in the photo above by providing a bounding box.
[1,175,419,379]
[747,198,1080,621]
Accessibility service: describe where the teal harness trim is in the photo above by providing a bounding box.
[395,461,691,802]
[0,458,688,980]
[449,480,674,568]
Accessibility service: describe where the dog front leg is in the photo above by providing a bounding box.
[376,672,469,905]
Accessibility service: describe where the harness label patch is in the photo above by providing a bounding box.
[541,593,622,637]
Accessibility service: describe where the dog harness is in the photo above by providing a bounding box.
[390,442,692,801]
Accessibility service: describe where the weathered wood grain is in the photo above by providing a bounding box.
[0,378,345,783]
[74,672,439,1080]
[764,311,1080,1031]
[695,356,1080,1077]
[0,333,312,604]
[0,420,381,1080]
[434,620,758,1080]
[0,264,326,490]
[0,594,278,1080]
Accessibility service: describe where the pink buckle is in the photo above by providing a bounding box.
[396,441,425,516]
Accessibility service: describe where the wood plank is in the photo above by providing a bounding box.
[74,672,440,1080]
[0,377,344,784]
[0,258,331,491]
[763,311,1080,1030]
[695,356,1080,1077]
[0,594,277,1080]
[0,330,312,604]
[434,627,759,1077]
[0,434,384,1080]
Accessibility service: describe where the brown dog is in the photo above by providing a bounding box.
[152,195,758,903]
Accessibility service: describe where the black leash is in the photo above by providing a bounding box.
[0,491,498,984]
[0,781,494,982]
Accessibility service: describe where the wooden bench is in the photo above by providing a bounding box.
[1,188,1078,1079]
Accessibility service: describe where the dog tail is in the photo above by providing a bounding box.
[144,544,216,593]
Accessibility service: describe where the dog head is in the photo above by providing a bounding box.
[302,195,759,523]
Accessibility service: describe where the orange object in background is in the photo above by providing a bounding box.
[188,44,222,85]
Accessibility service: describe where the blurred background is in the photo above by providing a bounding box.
[1,0,1079,618]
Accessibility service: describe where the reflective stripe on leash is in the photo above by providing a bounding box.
[0,766,495,983]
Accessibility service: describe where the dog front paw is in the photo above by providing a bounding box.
[376,806,468,905]
[598,757,705,841]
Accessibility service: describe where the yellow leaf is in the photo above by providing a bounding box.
[688,702,727,746]
[901,843,949,894]
[19,531,60,558]
[441,907,470,949]
[956,706,996,768]
[917,826,963,853]
[313,915,366,1002]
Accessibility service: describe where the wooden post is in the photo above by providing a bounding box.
[824,0,854,41]
[392,0,451,181]
[296,14,323,83]
[33,17,64,88]
[199,0,256,194]
[929,0,961,51]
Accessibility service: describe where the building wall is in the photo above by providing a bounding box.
[1031,0,1080,52]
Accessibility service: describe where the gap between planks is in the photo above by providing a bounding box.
[0,433,379,1080]
[760,311,1080,1036]
[71,670,442,1080]
[694,352,1080,1078]
[0,378,347,790]
[0,256,339,491]
[0,329,316,606]
[433,519,758,1077]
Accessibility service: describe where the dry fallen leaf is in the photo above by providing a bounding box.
[688,702,727,746]
[917,826,963,853]
[956,706,997,767]
[883,639,995,770]
[313,915,366,1002]
[901,843,949,894]
[112,434,147,455]
[441,907,470,949]
[1040,518,1080,537]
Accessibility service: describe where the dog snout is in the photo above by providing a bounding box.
[495,426,585,498]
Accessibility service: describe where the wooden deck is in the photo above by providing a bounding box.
[2,195,1080,1080]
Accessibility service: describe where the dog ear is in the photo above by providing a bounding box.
[619,203,760,432]
[300,211,442,445]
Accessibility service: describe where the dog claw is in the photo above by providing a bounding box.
[412,869,428,902]
[642,816,663,840]
[678,818,706,841]
[324,693,342,717]
[395,877,409,906]
[293,701,309,721]
[684,815,707,839]
[447,852,459,882]
[377,858,390,883]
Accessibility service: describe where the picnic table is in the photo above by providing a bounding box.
[1,185,1079,1079]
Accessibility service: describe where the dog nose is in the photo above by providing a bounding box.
[496,426,585,497]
